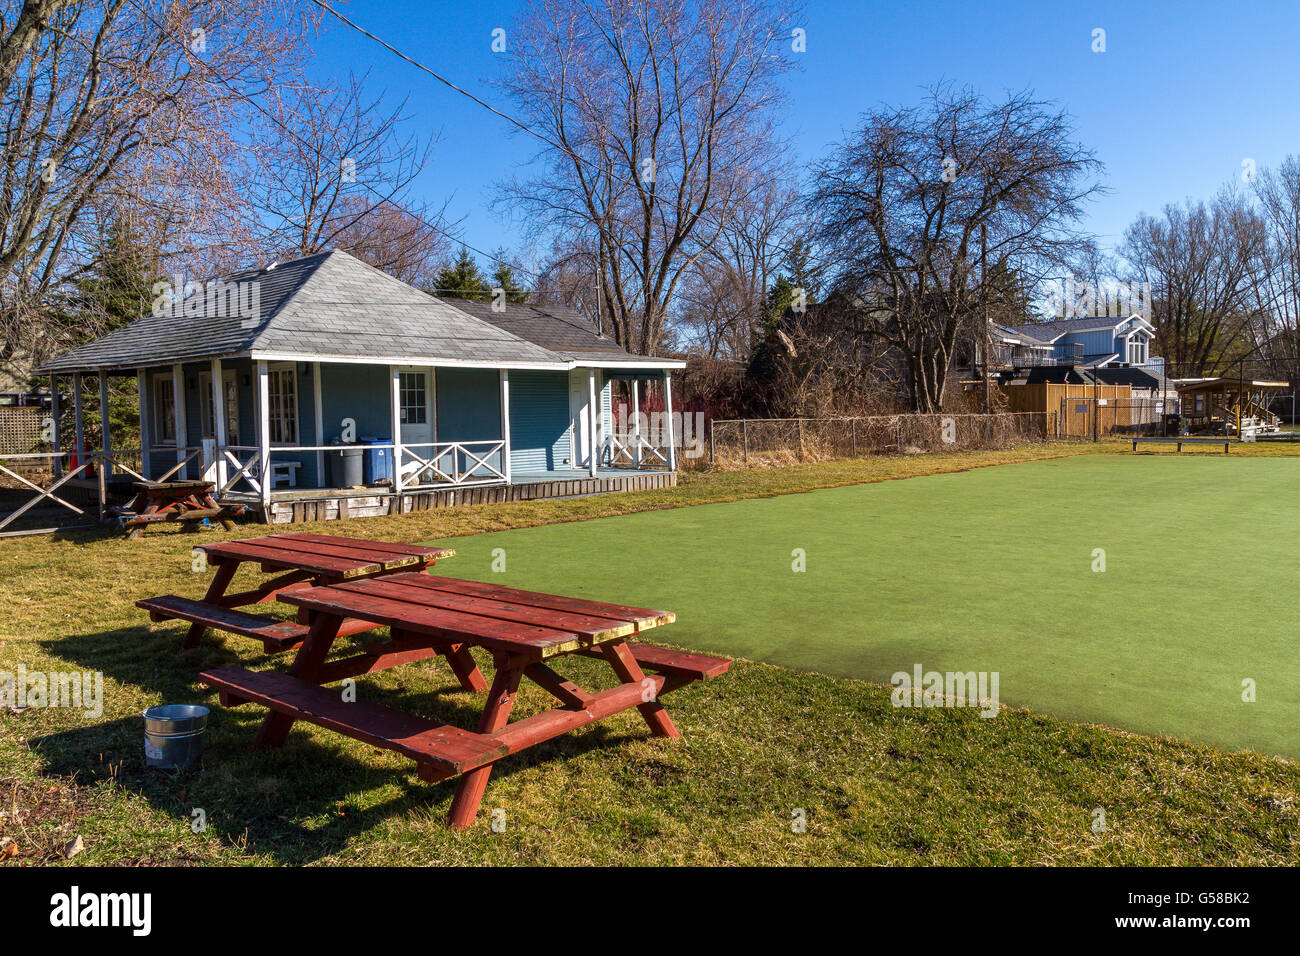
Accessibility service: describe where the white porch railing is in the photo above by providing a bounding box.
[400,440,506,489]
[606,431,669,469]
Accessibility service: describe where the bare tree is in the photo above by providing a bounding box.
[497,0,795,356]
[1120,188,1267,376]
[1251,156,1300,386]
[246,70,435,259]
[676,181,807,361]
[811,86,1103,412]
[0,0,314,381]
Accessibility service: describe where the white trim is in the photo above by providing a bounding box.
[50,352,686,376]
[500,369,511,483]
[664,372,677,471]
[255,360,271,510]
[264,361,300,446]
[587,369,598,477]
[390,365,404,493]
[210,359,228,488]
[50,374,62,478]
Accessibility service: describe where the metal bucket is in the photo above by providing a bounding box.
[142,704,209,769]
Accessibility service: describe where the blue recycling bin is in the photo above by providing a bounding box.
[360,438,393,485]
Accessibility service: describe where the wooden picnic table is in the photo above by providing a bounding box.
[138,532,454,652]
[196,570,730,830]
[113,480,246,539]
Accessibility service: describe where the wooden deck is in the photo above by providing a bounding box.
[247,469,676,525]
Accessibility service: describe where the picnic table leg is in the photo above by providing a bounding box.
[254,612,344,749]
[445,644,488,692]
[602,640,680,739]
[182,561,239,648]
[448,662,522,830]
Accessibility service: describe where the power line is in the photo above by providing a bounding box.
[120,0,541,280]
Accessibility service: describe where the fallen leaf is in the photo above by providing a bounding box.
[0,844,18,861]
[63,835,84,860]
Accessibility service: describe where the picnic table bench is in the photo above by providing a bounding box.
[195,569,730,830]
[111,480,247,539]
[1130,437,1231,454]
[138,532,454,652]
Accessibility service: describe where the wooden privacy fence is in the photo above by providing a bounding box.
[709,412,1049,464]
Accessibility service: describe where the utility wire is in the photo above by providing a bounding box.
[121,0,542,281]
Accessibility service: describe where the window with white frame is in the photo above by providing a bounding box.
[1127,336,1147,365]
[399,371,427,424]
[267,365,298,444]
[153,376,177,444]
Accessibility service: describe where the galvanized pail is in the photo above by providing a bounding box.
[142,704,209,769]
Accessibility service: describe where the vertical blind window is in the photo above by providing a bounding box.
[268,367,298,443]
[400,372,427,424]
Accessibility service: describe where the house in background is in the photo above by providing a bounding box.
[38,250,683,524]
[990,314,1161,372]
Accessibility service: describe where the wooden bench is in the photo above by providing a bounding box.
[1131,437,1231,454]
[269,460,303,488]
[138,595,309,652]
[201,665,508,781]
[578,641,731,691]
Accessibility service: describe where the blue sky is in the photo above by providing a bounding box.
[305,0,1300,273]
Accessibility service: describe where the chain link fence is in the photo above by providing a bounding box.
[709,412,1049,466]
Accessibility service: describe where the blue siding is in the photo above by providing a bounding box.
[509,370,571,473]
[436,367,502,477]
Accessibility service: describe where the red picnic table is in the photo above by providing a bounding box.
[138,532,454,653]
[191,570,731,830]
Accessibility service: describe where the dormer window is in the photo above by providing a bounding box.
[1126,336,1147,365]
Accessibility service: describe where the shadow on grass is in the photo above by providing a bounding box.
[30,625,644,863]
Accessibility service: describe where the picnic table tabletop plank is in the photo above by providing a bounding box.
[230,534,432,570]
[410,574,675,630]
[278,584,586,658]
[195,539,392,578]
[276,532,454,560]
[330,576,637,642]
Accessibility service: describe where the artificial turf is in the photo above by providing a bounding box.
[428,454,1300,760]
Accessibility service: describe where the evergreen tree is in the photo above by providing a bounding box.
[491,259,528,303]
[432,246,490,300]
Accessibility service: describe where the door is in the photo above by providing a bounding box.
[569,369,591,470]
[397,367,434,481]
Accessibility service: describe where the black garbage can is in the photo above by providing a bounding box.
[1163,413,1181,437]
[327,441,363,487]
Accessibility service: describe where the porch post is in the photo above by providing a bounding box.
[97,371,112,515]
[136,370,149,479]
[49,374,61,478]
[587,369,599,477]
[312,361,323,488]
[255,359,271,514]
[390,366,403,494]
[210,358,227,488]
[72,372,85,468]
[664,372,677,472]
[499,369,511,483]
[631,378,641,466]
[171,363,187,478]
[97,371,112,476]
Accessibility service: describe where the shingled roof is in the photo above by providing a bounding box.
[39,250,678,373]
[448,299,672,365]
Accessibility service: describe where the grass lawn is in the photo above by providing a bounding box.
[2,442,1299,865]
[427,455,1300,760]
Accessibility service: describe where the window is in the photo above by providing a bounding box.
[267,366,298,444]
[198,372,239,445]
[1127,336,1147,365]
[400,371,427,424]
[153,376,176,444]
